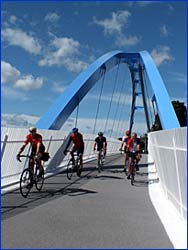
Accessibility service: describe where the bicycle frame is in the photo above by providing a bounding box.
[19,155,44,197]
[66,151,81,180]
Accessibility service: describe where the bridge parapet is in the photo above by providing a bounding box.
[148,127,186,221]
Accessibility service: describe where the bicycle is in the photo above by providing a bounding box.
[18,155,44,198]
[97,149,105,173]
[128,152,138,185]
[119,149,128,175]
[66,151,82,180]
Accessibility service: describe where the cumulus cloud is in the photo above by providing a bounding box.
[93,10,131,36]
[92,10,140,47]
[115,34,141,47]
[1,60,44,91]
[45,12,60,22]
[2,27,41,55]
[15,75,43,90]
[1,61,20,84]
[38,36,88,72]
[151,46,174,66]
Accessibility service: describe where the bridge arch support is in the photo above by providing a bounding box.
[36,50,180,130]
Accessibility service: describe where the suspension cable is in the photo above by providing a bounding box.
[104,59,120,135]
[116,68,128,136]
[92,67,106,135]
[110,66,126,137]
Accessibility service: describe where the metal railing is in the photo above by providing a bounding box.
[1,127,120,193]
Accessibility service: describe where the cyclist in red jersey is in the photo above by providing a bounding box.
[119,130,130,173]
[64,128,84,172]
[127,132,141,179]
[16,127,45,178]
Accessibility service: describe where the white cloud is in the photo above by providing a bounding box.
[1,61,20,84]
[93,10,131,36]
[93,10,140,47]
[38,36,88,73]
[45,12,60,22]
[115,34,141,47]
[15,75,43,90]
[2,113,39,128]
[9,15,17,24]
[2,86,29,101]
[2,27,41,55]
[1,60,44,91]
[151,46,174,66]
[52,82,66,93]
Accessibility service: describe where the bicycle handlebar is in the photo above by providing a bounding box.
[17,154,34,162]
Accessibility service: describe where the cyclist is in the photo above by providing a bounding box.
[126,132,141,179]
[16,127,45,180]
[64,128,84,175]
[119,130,130,173]
[93,132,107,168]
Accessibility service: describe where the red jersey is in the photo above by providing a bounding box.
[127,138,140,152]
[24,133,42,149]
[70,132,84,148]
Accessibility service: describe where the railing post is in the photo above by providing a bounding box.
[173,137,183,217]
[1,134,8,161]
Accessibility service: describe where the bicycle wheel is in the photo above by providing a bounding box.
[35,167,44,191]
[67,160,73,180]
[20,168,33,198]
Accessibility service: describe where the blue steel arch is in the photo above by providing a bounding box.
[36,50,180,130]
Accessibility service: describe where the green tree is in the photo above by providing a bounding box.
[172,100,187,127]
[151,100,187,131]
[140,133,148,153]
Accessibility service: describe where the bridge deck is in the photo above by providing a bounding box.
[2,154,173,248]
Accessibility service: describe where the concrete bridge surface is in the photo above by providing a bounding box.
[2,154,174,249]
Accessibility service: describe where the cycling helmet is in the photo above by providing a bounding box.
[29,127,37,133]
[72,128,78,133]
[98,132,103,136]
[126,130,130,136]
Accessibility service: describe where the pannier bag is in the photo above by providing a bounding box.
[42,152,50,161]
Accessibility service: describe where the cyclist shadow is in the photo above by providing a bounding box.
[47,187,98,197]
[94,175,124,180]
[62,187,98,197]
[132,176,159,187]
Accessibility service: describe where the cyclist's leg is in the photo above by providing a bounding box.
[36,153,44,176]
[27,153,35,188]
[127,154,132,179]
[97,150,101,167]
[70,146,76,165]
[135,154,140,171]
[123,151,127,172]
[78,146,84,169]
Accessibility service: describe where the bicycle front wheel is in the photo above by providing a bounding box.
[67,160,73,180]
[20,168,33,198]
[35,168,44,191]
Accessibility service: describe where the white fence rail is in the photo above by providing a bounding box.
[148,127,187,220]
[1,127,120,193]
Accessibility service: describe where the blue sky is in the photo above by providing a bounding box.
[1,1,187,135]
